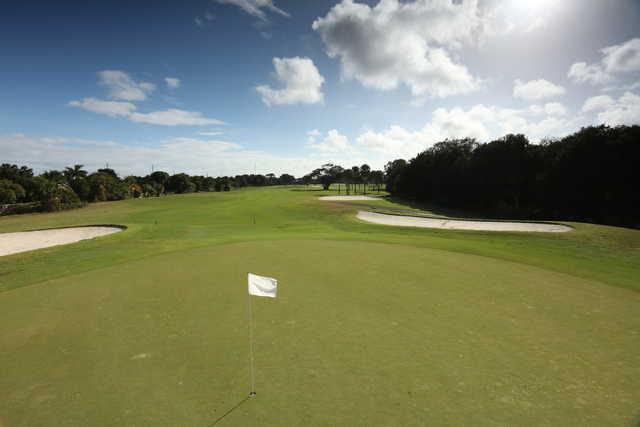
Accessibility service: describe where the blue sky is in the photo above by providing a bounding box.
[1,0,639,176]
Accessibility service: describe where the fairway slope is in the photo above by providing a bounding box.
[357,210,573,232]
[0,187,639,426]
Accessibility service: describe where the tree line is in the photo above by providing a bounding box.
[383,125,639,227]
[0,164,297,215]
[303,164,385,193]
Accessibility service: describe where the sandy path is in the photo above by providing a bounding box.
[0,226,123,256]
[357,211,572,233]
[320,195,379,201]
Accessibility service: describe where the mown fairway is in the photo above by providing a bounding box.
[1,187,639,426]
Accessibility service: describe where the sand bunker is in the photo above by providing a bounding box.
[357,211,572,233]
[320,195,379,201]
[0,226,123,256]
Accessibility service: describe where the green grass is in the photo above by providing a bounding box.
[1,186,639,426]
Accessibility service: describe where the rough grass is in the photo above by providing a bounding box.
[1,186,639,426]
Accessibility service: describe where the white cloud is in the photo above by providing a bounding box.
[198,130,224,136]
[581,95,614,112]
[128,109,226,126]
[71,71,224,126]
[0,133,322,177]
[356,103,584,159]
[601,38,640,73]
[308,129,352,153]
[98,70,155,101]
[513,79,565,100]
[165,77,181,89]
[214,0,289,21]
[256,57,324,106]
[69,98,136,117]
[312,0,481,99]
[582,92,640,126]
[568,38,640,85]
[479,0,567,39]
[529,102,567,116]
[70,98,225,126]
[357,126,430,159]
[195,11,215,28]
[567,62,612,85]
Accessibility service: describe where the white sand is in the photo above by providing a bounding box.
[0,226,123,257]
[319,195,379,201]
[357,211,572,233]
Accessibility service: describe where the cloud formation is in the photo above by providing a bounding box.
[256,57,324,106]
[214,0,289,21]
[68,98,136,117]
[567,62,612,85]
[568,38,640,85]
[128,109,225,126]
[513,79,565,101]
[70,71,224,126]
[98,70,155,101]
[312,0,481,99]
[165,77,181,88]
[356,103,584,159]
[308,129,352,153]
[0,134,321,177]
[70,98,225,126]
[582,92,640,125]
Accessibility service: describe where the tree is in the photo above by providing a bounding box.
[278,173,295,185]
[384,159,407,193]
[88,172,128,201]
[64,164,88,181]
[360,164,371,194]
[370,170,384,193]
[167,173,195,194]
[64,165,90,200]
[350,165,360,193]
[312,164,343,191]
[0,179,26,204]
[97,168,118,178]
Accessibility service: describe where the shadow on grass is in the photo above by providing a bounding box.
[382,196,483,219]
[208,395,252,426]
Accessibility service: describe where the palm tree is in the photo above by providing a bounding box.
[64,164,88,182]
[360,164,371,194]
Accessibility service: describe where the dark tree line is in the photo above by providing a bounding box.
[0,164,299,216]
[385,125,640,227]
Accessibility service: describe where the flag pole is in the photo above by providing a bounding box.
[247,290,257,396]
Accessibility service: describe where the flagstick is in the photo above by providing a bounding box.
[247,291,257,396]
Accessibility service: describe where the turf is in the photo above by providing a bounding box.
[1,187,639,426]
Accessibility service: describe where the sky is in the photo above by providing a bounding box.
[1,0,639,177]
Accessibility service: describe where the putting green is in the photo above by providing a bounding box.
[1,187,639,426]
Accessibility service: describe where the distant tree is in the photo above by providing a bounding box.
[149,171,169,185]
[97,168,118,178]
[167,173,195,194]
[350,165,360,193]
[0,179,26,204]
[360,164,371,194]
[63,165,90,200]
[312,164,343,191]
[88,172,128,201]
[301,174,313,187]
[40,170,67,184]
[369,170,384,193]
[64,164,88,181]
[265,173,277,185]
[278,173,296,185]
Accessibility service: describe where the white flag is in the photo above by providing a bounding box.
[248,273,277,298]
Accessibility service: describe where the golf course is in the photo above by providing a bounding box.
[1,186,639,426]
